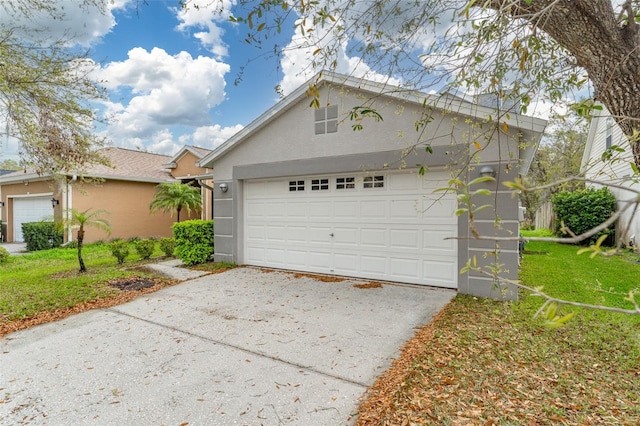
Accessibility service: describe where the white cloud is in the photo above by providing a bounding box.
[173,0,236,58]
[96,47,230,139]
[0,0,132,46]
[279,20,402,95]
[190,124,244,149]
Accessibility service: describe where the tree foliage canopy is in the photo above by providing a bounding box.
[227,0,640,167]
[0,0,109,176]
[149,182,202,223]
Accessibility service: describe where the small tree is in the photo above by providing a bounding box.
[58,208,111,272]
[149,182,202,222]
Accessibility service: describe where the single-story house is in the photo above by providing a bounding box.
[198,72,546,299]
[0,145,213,244]
[581,104,640,246]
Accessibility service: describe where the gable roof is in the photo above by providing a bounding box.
[198,71,547,174]
[164,145,213,169]
[0,147,174,184]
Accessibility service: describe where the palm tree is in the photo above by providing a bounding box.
[61,209,111,273]
[149,182,202,222]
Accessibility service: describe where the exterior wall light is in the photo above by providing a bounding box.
[219,183,228,193]
[0,201,4,207]
[479,166,496,178]
[51,197,59,208]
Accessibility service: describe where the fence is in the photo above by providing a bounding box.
[535,202,554,231]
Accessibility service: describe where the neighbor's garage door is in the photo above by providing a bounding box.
[244,170,458,288]
[13,196,52,242]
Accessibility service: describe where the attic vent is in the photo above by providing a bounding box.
[314,105,338,135]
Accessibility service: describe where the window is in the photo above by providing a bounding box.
[314,105,339,135]
[311,178,329,191]
[363,175,384,188]
[605,117,614,150]
[289,180,305,191]
[336,177,355,190]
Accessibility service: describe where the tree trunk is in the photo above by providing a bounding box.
[177,207,181,222]
[77,227,86,273]
[494,0,640,167]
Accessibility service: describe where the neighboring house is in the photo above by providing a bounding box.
[0,146,213,244]
[581,104,639,246]
[198,72,546,300]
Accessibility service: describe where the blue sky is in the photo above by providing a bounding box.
[1,0,348,160]
[0,0,570,163]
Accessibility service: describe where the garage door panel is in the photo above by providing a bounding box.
[333,253,359,273]
[286,226,307,242]
[361,255,387,275]
[265,202,287,217]
[421,198,457,221]
[390,257,419,278]
[335,201,359,218]
[360,200,386,218]
[308,226,332,244]
[244,171,457,289]
[389,229,419,249]
[332,227,358,246]
[246,225,265,241]
[389,199,420,219]
[246,201,265,218]
[422,229,456,253]
[266,226,286,241]
[423,259,457,281]
[308,251,331,268]
[360,228,387,247]
[285,250,307,267]
[266,248,287,264]
[309,202,332,218]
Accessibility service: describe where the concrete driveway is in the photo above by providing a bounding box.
[1,267,454,425]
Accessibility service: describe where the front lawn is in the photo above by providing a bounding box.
[0,243,174,336]
[357,239,640,425]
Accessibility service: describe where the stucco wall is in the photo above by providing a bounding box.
[67,179,200,243]
[207,82,529,300]
[172,151,205,178]
[1,179,55,242]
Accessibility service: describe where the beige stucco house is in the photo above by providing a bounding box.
[199,72,546,300]
[0,146,213,244]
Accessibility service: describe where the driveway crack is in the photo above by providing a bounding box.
[105,307,369,389]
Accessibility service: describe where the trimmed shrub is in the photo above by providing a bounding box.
[552,187,617,245]
[0,246,9,263]
[110,240,130,264]
[22,222,63,251]
[173,220,214,266]
[159,237,176,257]
[134,239,155,260]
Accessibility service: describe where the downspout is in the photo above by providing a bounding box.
[196,177,214,220]
[66,174,77,242]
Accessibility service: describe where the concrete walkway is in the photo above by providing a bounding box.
[0,242,27,255]
[0,267,454,425]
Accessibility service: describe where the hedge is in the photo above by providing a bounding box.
[22,222,63,251]
[173,220,214,266]
[552,187,617,245]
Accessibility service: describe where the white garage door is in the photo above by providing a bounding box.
[244,170,458,288]
[13,196,53,242]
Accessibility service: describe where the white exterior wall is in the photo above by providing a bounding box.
[584,107,640,245]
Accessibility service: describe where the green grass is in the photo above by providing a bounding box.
[358,239,640,425]
[0,243,168,321]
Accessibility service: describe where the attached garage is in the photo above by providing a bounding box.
[199,72,546,299]
[244,170,457,288]
[13,196,53,242]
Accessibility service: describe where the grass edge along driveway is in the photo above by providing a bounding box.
[357,238,640,425]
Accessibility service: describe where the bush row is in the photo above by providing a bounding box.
[552,187,617,245]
